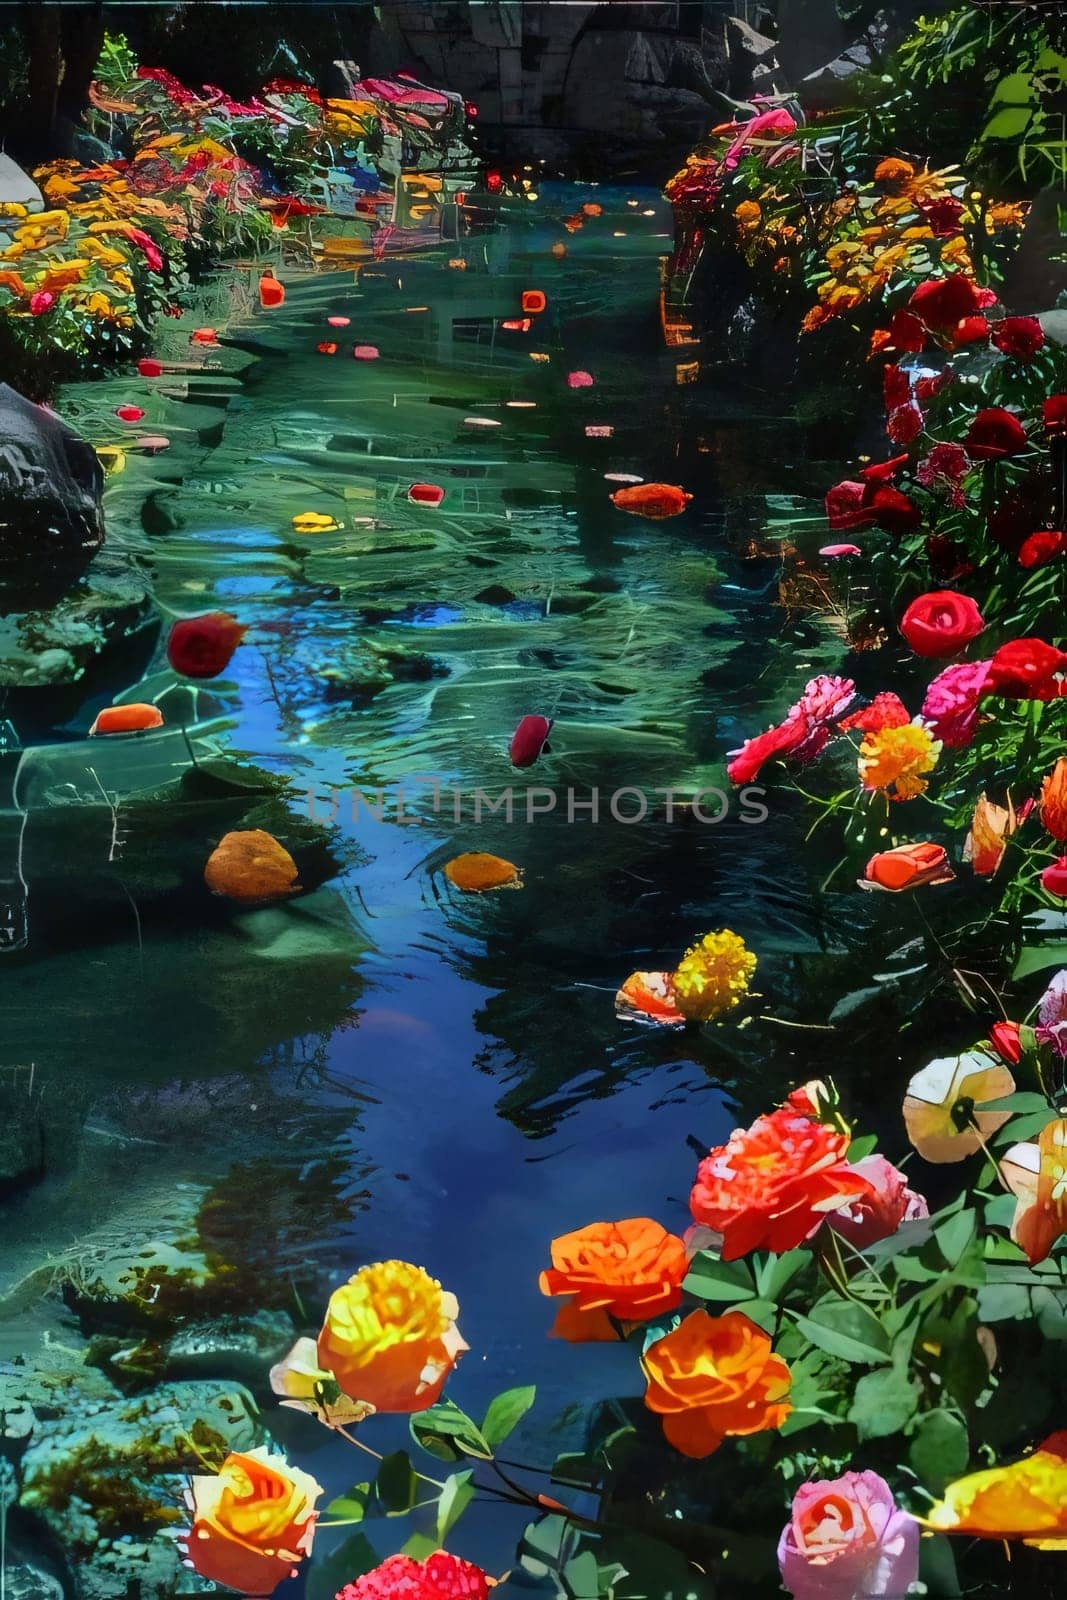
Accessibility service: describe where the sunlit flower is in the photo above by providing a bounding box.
[858,723,940,801]
[317,1260,467,1413]
[840,693,910,734]
[921,660,989,747]
[861,841,954,892]
[1001,1119,1067,1264]
[614,970,685,1026]
[963,793,1018,876]
[671,930,757,1022]
[182,1447,321,1596]
[924,1433,1067,1544]
[539,1218,688,1340]
[828,1154,929,1248]
[641,1309,791,1458]
[902,1052,1015,1162]
[1040,759,1067,842]
[778,1470,919,1599]
[690,1108,873,1257]
[336,1551,490,1600]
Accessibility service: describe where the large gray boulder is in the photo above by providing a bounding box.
[0,154,43,215]
[0,385,105,584]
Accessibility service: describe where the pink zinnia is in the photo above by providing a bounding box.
[917,442,970,508]
[921,659,990,748]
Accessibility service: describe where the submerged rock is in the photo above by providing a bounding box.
[0,384,104,584]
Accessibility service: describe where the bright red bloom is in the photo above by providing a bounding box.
[965,408,1028,460]
[899,590,984,657]
[690,1109,874,1259]
[954,316,989,346]
[826,481,872,531]
[1042,857,1067,898]
[167,612,247,678]
[137,357,162,377]
[839,692,911,733]
[983,639,1067,699]
[990,1020,1023,1065]
[885,309,926,351]
[915,372,952,405]
[993,316,1045,360]
[883,366,910,410]
[859,454,910,483]
[1018,530,1066,568]
[887,404,923,445]
[908,275,982,331]
[726,714,811,783]
[29,290,55,315]
[1044,395,1067,430]
[337,1551,489,1600]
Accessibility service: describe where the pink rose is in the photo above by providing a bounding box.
[921,659,990,748]
[778,1470,919,1600]
[29,291,55,316]
[829,1155,929,1248]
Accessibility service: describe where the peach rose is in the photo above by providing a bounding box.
[540,1218,688,1340]
[926,1433,1067,1544]
[317,1260,467,1413]
[183,1447,322,1595]
[641,1308,791,1458]
[778,1470,919,1598]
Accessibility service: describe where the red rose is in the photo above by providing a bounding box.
[869,485,922,533]
[899,590,985,658]
[919,196,965,236]
[993,316,1045,360]
[826,480,872,531]
[983,638,1067,698]
[965,407,1028,460]
[886,309,927,351]
[860,455,910,483]
[1041,856,1067,898]
[1018,530,1066,568]
[883,365,910,410]
[989,1020,1022,1065]
[953,316,989,346]
[1044,395,1067,431]
[887,404,923,444]
[915,372,952,404]
[908,275,982,331]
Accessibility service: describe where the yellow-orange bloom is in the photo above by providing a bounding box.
[925,1434,1067,1545]
[859,724,940,801]
[183,1447,322,1595]
[317,1261,467,1413]
[874,157,916,188]
[444,852,523,892]
[1040,758,1067,842]
[671,930,756,1022]
[1001,1119,1067,1265]
[964,793,1018,876]
[903,1052,1015,1163]
[735,200,761,234]
[540,1218,688,1341]
[642,1309,791,1458]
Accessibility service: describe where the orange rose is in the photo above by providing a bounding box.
[1040,757,1067,842]
[861,841,955,891]
[642,1309,791,1458]
[317,1260,467,1413]
[925,1433,1067,1545]
[690,1108,874,1258]
[540,1218,688,1341]
[183,1447,321,1595]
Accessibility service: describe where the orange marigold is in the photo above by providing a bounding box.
[859,723,940,801]
[642,1309,791,1458]
[874,157,917,188]
[540,1218,688,1341]
[690,1108,874,1259]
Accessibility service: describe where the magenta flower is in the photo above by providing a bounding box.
[921,659,990,748]
[828,1155,929,1249]
[778,1470,919,1600]
[1036,970,1067,1058]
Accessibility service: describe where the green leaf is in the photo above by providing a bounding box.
[306,1533,379,1600]
[936,1208,976,1268]
[918,1533,962,1598]
[375,1451,418,1515]
[411,1400,492,1462]
[793,1299,891,1365]
[402,1532,440,1561]
[480,1385,536,1450]
[754,1250,808,1303]
[684,1252,756,1304]
[435,1470,474,1543]
[848,1365,920,1441]
[1013,942,1067,979]
[325,1483,371,1522]
[909,1410,969,1493]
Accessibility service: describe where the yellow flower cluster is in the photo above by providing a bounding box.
[672,930,757,1021]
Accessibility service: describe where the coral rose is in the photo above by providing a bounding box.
[861,841,954,892]
[964,407,1028,460]
[1040,758,1067,842]
[690,1108,873,1258]
[337,1551,489,1600]
[778,1470,919,1599]
[1041,856,1067,897]
[899,590,984,657]
[641,1309,791,1458]
[925,1434,1067,1544]
[828,1154,928,1248]
[183,1447,321,1596]
[318,1260,467,1413]
[540,1218,688,1340]
[1001,1119,1067,1265]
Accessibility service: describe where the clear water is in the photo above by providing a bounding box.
[0,184,878,1588]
